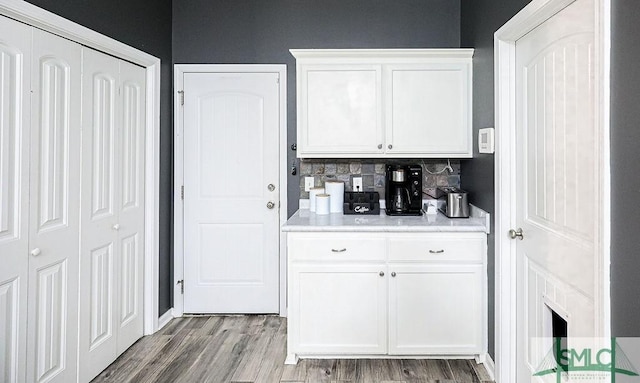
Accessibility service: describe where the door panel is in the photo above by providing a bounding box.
[89,243,113,347]
[0,15,31,383]
[27,27,81,383]
[34,260,67,381]
[79,48,119,383]
[515,0,597,380]
[183,72,280,313]
[115,58,145,356]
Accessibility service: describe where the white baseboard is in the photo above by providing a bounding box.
[482,353,496,382]
[157,308,174,331]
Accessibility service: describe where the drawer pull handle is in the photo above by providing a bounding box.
[429,249,445,254]
[331,248,347,253]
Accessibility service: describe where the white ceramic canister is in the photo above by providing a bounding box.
[309,187,325,212]
[315,194,330,215]
[324,180,345,213]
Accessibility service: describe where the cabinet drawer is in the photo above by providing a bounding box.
[288,233,386,261]
[388,235,484,262]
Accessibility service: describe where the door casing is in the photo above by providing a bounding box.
[494,0,611,382]
[173,64,288,317]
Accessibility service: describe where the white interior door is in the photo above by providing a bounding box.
[79,48,146,383]
[183,71,280,313]
[0,15,31,383]
[515,0,598,380]
[27,27,82,383]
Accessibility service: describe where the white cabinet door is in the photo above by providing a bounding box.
[384,64,472,157]
[27,28,82,383]
[297,64,383,156]
[79,48,145,383]
[388,264,483,355]
[290,264,387,355]
[0,15,31,383]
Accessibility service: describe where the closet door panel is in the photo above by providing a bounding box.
[0,15,31,383]
[116,60,145,355]
[27,28,81,383]
[79,47,120,383]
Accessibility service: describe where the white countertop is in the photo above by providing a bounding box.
[283,205,490,233]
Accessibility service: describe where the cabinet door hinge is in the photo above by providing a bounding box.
[177,280,184,294]
[181,185,184,200]
[178,90,184,105]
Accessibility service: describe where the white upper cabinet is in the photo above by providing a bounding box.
[291,49,474,158]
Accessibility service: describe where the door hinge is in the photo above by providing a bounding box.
[178,90,184,106]
[177,280,184,294]
[181,185,184,200]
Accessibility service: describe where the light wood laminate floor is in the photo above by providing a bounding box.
[92,316,493,383]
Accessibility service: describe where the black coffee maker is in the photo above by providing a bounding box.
[385,165,423,216]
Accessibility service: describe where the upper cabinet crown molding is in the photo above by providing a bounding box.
[290,48,474,62]
[291,48,474,159]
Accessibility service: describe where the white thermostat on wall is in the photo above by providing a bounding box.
[478,127,495,154]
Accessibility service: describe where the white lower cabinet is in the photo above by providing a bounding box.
[286,232,486,362]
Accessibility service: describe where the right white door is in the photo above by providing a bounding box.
[182,71,280,313]
[515,0,598,380]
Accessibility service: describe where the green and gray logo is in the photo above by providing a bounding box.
[534,338,639,382]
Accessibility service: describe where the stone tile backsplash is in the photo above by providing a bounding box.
[299,159,461,199]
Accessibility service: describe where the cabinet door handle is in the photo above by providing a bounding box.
[331,248,347,253]
[388,144,393,149]
[377,144,383,149]
[391,272,396,277]
[429,249,445,254]
[379,271,385,277]
[112,224,120,231]
[30,248,41,257]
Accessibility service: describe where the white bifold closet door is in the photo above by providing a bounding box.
[0,15,31,383]
[78,47,146,383]
[27,28,83,383]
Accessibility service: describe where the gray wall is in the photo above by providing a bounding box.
[610,0,640,336]
[172,0,462,219]
[24,0,175,316]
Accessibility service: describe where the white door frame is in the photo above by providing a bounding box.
[494,0,611,381]
[0,0,162,334]
[173,64,288,317]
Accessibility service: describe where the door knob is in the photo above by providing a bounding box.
[268,184,275,192]
[266,201,275,209]
[509,228,524,240]
[30,248,41,256]
[112,224,120,231]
